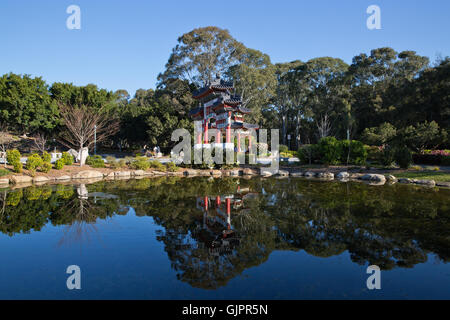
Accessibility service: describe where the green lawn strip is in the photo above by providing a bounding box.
[0,168,11,177]
[390,171,450,182]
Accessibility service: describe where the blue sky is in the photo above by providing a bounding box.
[0,0,449,96]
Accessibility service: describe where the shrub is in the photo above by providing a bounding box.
[394,145,413,169]
[26,154,43,176]
[0,168,10,176]
[61,152,74,165]
[40,161,52,173]
[339,140,367,165]
[130,157,150,170]
[297,144,320,164]
[279,144,289,154]
[317,137,341,165]
[6,149,21,165]
[13,162,23,173]
[166,162,178,172]
[149,160,166,171]
[55,159,65,170]
[86,155,105,168]
[42,151,51,163]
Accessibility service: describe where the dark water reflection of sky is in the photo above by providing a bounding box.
[0,177,449,299]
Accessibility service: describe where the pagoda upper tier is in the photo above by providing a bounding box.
[192,78,235,100]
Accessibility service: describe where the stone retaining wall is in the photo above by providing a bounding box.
[0,168,449,189]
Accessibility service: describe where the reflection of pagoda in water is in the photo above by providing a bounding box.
[195,186,257,256]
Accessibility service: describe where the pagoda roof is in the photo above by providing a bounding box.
[193,79,234,99]
[189,107,204,120]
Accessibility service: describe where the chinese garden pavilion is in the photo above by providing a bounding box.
[190,77,259,152]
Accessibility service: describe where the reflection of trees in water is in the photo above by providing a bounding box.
[1,177,450,288]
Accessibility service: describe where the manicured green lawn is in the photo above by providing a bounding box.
[392,171,450,182]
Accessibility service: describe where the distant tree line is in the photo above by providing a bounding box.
[0,26,448,153]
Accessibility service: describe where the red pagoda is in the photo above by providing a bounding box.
[190,76,259,152]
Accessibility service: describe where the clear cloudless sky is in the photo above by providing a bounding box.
[0,0,449,96]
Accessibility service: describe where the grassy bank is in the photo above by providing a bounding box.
[391,171,450,182]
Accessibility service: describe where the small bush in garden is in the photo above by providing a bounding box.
[6,149,21,165]
[117,159,127,168]
[86,155,105,168]
[410,165,423,171]
[345,140,367,165]
[55,159,65,170]
[149,160,166,171]
[130,157,150,170]
[40,162,52,173]
[42,151,51,163]
[166,162,178,172]
[13,162,23,173]
[297,144,320,164]
[106,156,117,167]
[26,154,44,176]
[279,144,289,154]
[61,152,74,165]
[394,145,413,169]
[317,137,341,165]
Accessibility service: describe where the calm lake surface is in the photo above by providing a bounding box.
[0,176,449,299]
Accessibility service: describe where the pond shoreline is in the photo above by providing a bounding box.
[1,166,450,190]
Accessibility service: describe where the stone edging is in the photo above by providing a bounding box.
[0,168,449,189]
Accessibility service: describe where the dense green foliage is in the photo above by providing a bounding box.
[86,155,105,168]
[298,138,367,165]
[61,152,74,165]
[0,27,448,157]
[42,151,51,163]
[54,159,65,170]
[129,157,150,170]
[26,154,43,176]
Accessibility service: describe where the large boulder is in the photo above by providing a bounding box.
[277,170,289,177]
[114,171,131,177]
[243,168,258,176]
[72,170,103,179]
[290,171,304,177]
[436,181,450,188]
[132,170,144,176]
[317,172,334,179]
[0,178,9,186]
[414,179,436,187]
[260,169,274,177]
[55,175,71,181]
[398,178,414,184]
[211,170,222,176]
[386,175,398,183]
[33,176,50,183]
[10,175,33,184]
[360,174,386,182]
[184,169,198,176]
[336,172,350,179]
[304,171,315,178]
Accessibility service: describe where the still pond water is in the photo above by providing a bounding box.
[0,177,449,299]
